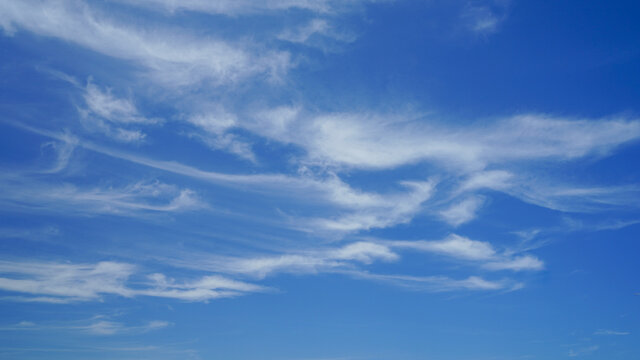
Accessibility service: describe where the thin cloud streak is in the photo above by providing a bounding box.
[384,234,544,271]
[344,270,522,292]
[0,319,171,336]
[0,177,204,216]
[0,260,265,303]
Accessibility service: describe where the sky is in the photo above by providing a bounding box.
[0,0,639,359]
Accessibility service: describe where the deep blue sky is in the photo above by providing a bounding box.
[0,1,639,359]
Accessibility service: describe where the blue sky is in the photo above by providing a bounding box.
[0,0,639,359]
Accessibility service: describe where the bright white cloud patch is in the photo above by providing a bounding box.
[0,0,291,87]
[394,234,496,260]
[483,255,544,271]
[291,114,640,170]
[439,196,485,226]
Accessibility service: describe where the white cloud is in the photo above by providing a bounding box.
[392,234,496,260]
[40,134,78,173]
[193,241,399,279]
[18,123,438,231]
[387,234,544,271]
[346,271,521,292]
[69,148,434,232]
[14,121,640,232]
[569,345,599,357]
[459,0,511,36]
[83,320,170,335]
[249,105,302,139]
[276,18,356,49]
[111,0,335,15]
[110,0,381,16]
[483,255,544,271]
[594,329,630,336]
[0,0,291,87]
[509,183,640,213]
[311,179,436,232]
[187,109,256,161]
[0,318,171,336]
[244,110,640,171]
[156,240,525,293]
[137,273,265,301]
[78,81,159,142]
[278,19,331,44]
[0,177,204,216]
[329,242,399,263]
[439,196,484,226]
[84,321,126,335]
[455,170,640,213]
[458,170,513,192]
[0,260,264,303]
[0,261,135,302]
[462,5,500,35]
[83,82,154,125]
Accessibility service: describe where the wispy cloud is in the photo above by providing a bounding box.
[0,261,135,302]
[186,108,256,161]
[594,329,630,336]
[40,134,78,173]
[0,318,171,336]
[483,255,544,271]
[305,114,640,170]
[0,177,204,216]
[82,81,156,125]
[386,234,544,271]
[0,245,516,305]
[109,0,378,16]
[148,241,524,292]
[510,183,640,213]
[152,238,532,294]
[0,0,291,87]
[111,0,334,15]
[278,19,331,44]
[78,80,159,142]
[346,271,522,292]
[458,170,513,193]
[83,320,170,335]
[439,196,485,226]
[6,122,445,232]
[309,179,436,232]
[461,1,510,36]
[244,108,640,172]
[9,120,640,236]
[0,226,60,241]
[276,17,357,50]
[568,345,599,357]
[0,260,264,303]
[390,234,496,261]
[165,241,399,280]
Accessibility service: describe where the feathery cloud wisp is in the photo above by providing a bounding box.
[0,0,291,87]
[0,260,265,303]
